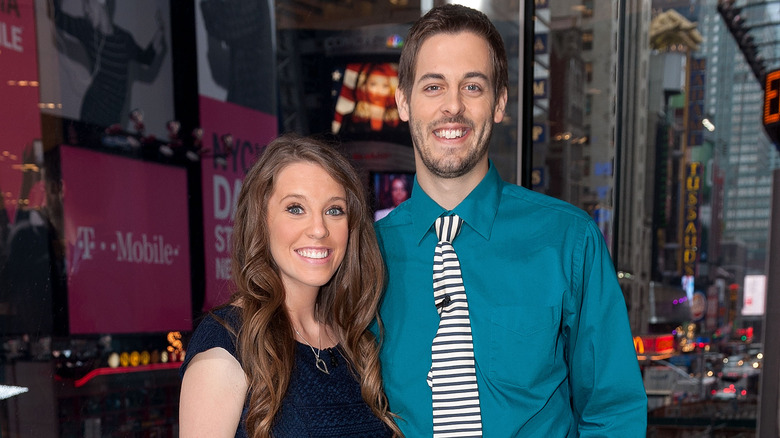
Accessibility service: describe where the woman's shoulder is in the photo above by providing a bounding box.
[196,305,241,338]
[180,305,242,376]
[210,305,242,330]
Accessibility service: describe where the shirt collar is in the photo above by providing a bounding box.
[409,160,503,245]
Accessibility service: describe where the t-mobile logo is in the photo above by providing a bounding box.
[76,226,97,260]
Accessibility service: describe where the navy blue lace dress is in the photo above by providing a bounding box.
[180,306,393,437]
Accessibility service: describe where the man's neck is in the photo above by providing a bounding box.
[416,161,488,211]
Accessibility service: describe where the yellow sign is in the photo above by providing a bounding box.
[683,162,701,276]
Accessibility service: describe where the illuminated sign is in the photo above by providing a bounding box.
[533,78,548,99]
[534,34,548,55]
[687,57,706,147]
[634,336,644,354]
[691,291,706,321]
[764,69,780,147]
[742,274,767,316]
[386,34,404,49]
[532,168,544,188]
[682,162,702,276]
[765,70,780,125]
[634,335,675,355]
[533,123,546,143]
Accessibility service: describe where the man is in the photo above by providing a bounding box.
[375,4,647,436]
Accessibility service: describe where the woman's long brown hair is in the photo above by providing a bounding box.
[226,133,400,437]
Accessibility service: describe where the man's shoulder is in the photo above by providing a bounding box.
[501,183,593,223]
[374,201,413,231]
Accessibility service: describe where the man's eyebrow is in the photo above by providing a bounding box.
[464,71,490,81]
[417,72,490,83]
[417,73,446,83]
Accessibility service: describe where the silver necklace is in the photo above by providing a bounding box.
[294,321,329,375]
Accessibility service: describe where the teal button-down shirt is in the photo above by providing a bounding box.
[375,162,647,437]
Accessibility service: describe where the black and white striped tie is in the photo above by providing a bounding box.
[429,214,482,437]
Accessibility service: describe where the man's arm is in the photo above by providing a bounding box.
[567,221,647,436]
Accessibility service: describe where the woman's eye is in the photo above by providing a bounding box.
[286,205,304,215]
[326,206,346,216]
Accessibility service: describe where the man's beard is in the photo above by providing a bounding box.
[410,114,492,179]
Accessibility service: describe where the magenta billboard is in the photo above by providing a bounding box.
[61,145,191,334]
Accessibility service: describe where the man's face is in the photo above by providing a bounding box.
[396,31,507,179]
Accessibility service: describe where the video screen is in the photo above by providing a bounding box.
[331,62,411,146]
[371,172,414,221]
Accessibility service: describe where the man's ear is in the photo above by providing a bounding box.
[493,88,508,123]
[396,88,410,122]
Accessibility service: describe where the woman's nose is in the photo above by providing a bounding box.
[307,215,330,239]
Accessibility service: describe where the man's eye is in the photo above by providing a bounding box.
[424,85,441,92]
[465,84,482,92]
[286,205,304,215]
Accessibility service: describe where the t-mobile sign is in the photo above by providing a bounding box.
[61,146,192,334]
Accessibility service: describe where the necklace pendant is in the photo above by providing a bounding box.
[315,357,330,374]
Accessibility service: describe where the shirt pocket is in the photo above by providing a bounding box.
[488,305,561,389]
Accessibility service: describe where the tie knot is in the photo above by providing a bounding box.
[434,214,463,243]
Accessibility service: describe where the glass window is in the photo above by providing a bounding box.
[1,0,778,435]
[543,0,778,433]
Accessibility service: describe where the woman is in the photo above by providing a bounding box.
[179,134,400,437]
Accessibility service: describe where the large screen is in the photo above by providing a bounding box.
[330,61,411,147]
[60,145,192,334]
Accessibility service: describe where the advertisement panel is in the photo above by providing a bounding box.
[61,146,191,334]
[198,98,276,309]
[35,0,174,138]
[195,0,278,310]
[195,0,275,114]
[742,274,766,316]
[682,162,702,276]
[0,0,41,222]
[0,0,49,335]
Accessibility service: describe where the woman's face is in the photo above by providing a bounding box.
[390,178,409,206]
[366,73,392,104]
[266,162,349,297]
